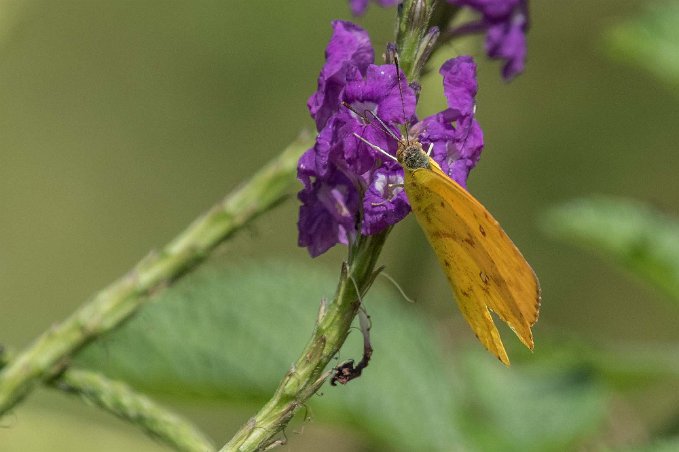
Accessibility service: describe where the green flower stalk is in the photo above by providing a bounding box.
[222,232,388,451]
[0,136,309,416]
[55,369,215,452]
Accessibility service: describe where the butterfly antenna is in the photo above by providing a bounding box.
[342,101,400,142]
[352,133,397,162]
[366,110,401,141]
[394,54,410,144]
[341,101,368,122]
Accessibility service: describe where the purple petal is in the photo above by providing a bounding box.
[297,146,317,187]
[456,116,484,162]
[415,57,484,187]
[343,64,416,125]
[307,21,374,130]
[485,6,528,80]
[440,56,478,119]
[297,164,360,257]
[361,163,410,235]
[448,0,529,80]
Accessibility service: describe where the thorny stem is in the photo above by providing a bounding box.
[221,231,389,451]
[0,134,310,417]
[54,368,215,452]
[222,1,443,450]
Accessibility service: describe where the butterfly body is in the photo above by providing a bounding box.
[396,138,540,365]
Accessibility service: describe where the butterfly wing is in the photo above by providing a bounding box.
[404,160,540,365]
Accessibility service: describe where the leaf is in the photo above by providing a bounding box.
[75,259,608,450]
[532,337,679,390]
[605,2,679,88]
[542,196,679,303]
[458,351,607,452]
[75,259,465,450]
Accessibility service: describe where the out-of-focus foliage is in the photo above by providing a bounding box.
[606,1,679,88]
[543,196,679,304]
[0,404,169,452]
[1,0,679,450]
[76,261,609,451]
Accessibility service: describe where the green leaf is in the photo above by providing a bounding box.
[542,196,679,303]
[75,260,465,450]
[532,337,679,390]
[75,259,607,450]
[605,2,679,88]
[458,352,607,451]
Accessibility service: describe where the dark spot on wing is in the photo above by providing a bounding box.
[432,230,459,242]
[479,224,486,237]
[463,234,475,248]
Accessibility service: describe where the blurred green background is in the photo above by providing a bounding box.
[1,0,678,450]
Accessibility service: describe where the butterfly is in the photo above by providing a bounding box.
[400,138,540,365]
[348,64,540,365]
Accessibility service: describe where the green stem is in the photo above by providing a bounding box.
[396,0,435,81]
[221,231,389,451]
[0,134,311,415]
[54,368,215,452]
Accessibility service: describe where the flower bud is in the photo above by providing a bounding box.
[406,0,429,31]
[384,42,398,64]
[413,26,440,76]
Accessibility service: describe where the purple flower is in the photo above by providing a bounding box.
[344,0,529,80]
[349,0,400,16]
[414,56,484,187]
[297,21,484,257]
[307,21,374,131]
[448,0,529,80]
[297,156,359,257]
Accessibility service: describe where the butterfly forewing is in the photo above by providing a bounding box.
[427,163,539,329]
[404,157,540,364]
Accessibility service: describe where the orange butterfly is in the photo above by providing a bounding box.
[397,138,540,365]
[350,93,540,365]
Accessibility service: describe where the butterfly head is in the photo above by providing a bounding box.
[397,140,430,172]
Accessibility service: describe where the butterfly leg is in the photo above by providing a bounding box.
[331,305,373,385]
[426,142,434,156]
[370,182,405,206]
